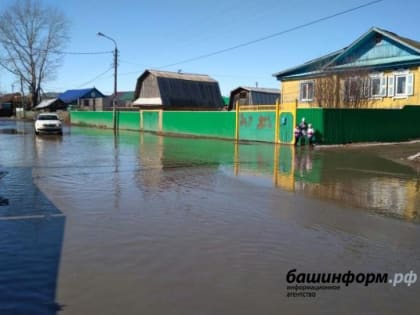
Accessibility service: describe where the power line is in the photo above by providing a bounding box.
[52,50,113,55]
[76,66,114,88]
[0,39,113,55]
[155,0,383,69]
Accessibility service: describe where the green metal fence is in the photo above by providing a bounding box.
[297,106,420,144]
[163,111,235,139]
[70,105,420,144]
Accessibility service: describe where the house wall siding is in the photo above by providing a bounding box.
[281,66,420,108]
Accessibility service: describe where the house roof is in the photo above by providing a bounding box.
[134,69,223,108]
[273,49,345,79]
[0,93,21,103]
[58,87,105,103]
[34,98,58,109]
[116,91,134,102]
[376,28,420,52]
[138,69,218,83]
[229,86,280,108]
[274,27,420,81]
[232,86,280,94]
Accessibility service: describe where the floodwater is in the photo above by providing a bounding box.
[0,119,420,315]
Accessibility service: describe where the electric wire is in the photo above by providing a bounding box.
[155,0,383,69]
[76,66,114,88]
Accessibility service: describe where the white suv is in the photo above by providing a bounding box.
[34,113,63,135]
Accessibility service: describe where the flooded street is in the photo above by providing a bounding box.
[1,119,420,315]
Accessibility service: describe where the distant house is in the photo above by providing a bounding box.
[0,93,21,117]
[58,87,109,111]
[229,86,280,110]
[133,70,224,110]
[34,98,67,112]
[115,91,135,107]
[274,27,420,109]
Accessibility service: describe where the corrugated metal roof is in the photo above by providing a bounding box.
[58,88,105,103]
[134,69,223,108]
[145,69,218,83]
[377,28,420,51]
[240,86,280,94]
[229,86,280,109]
[116,91,135,102]
[34,98,57,109]
[273,49,345,79]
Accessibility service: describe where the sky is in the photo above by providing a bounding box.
[0,0,420,97]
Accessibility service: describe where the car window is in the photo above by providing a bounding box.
[38,115,59,120]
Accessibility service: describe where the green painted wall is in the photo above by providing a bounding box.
[70,111,114,128]
[297,106,420,144]
[163,111,235,139]
[70,106,420,145]
[118,112,140,130]
[296,108,325,143]
[142,111,160,132]
[322,106,420,144]
[239,111,276,142]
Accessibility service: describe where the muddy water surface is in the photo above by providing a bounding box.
[0,120,419,314]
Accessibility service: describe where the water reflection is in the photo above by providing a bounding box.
[131,132,420,222]
[235,143,420,222]
[2,122,420,314]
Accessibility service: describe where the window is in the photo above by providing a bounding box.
[239,91,247,99]
[369,73,386,98]
[83,99,90,107]
[388,71,414,98]
[300,81,314,102]
[396,75,406,95]
[344,77,363,101]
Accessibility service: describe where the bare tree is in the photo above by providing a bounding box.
[0,0,69,107]
[313,69,372,108]
[340,69,372,108]
[313,72,339,108]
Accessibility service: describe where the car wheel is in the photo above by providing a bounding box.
[35,130,39,135]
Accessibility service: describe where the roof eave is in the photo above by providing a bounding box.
[375,28,420,54]
[273,48,345,80]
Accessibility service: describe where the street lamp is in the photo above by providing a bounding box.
[97,32,118,130]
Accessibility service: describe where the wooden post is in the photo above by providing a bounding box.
[274,98,280,144]
[235,101,239,142]
[234,141,239,176]
[139,110,143,130]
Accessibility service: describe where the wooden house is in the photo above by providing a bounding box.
[133,70,224,110]
[274,27,420,108]
[34,98,67,112]
[58,87,109,111]
[228,86,280,110]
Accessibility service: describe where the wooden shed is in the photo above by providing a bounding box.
[133,70,224,110]
[34,98,67,112]
[229,86,280,110]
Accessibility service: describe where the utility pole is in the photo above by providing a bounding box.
[97,32,118,131]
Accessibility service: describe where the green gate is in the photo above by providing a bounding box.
[279,112,294,143]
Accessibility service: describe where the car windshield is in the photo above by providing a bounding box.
[38,115,59,120]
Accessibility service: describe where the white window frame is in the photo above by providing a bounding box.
[345,77,362,101]
[387,70,414,99]
[395,74,407,97]
[369,73,387,99]
[300,81,314,102]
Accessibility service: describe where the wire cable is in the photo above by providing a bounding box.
[155,0,383,69]
[76,66,114,88]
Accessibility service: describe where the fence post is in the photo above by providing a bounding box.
[274,98,280,143]
[235,101,239,141]
[139,110,143,130]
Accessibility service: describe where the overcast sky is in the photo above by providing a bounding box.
[0,0,419,96]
